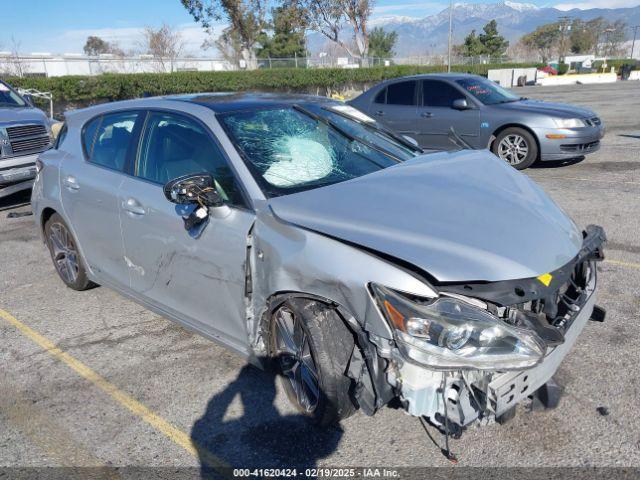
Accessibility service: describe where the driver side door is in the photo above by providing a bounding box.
[118,109,255,352]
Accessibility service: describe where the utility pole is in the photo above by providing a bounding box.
[558,16,572,64]
[631,25,639,60]
[447,0,454,73]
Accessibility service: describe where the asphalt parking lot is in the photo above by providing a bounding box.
[1,81,639,475]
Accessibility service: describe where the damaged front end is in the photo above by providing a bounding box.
[372,225,606,433]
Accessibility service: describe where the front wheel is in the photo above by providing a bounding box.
[270,298,356,426]
[492,127,538,170]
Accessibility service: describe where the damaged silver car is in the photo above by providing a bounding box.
[32,93,606,446]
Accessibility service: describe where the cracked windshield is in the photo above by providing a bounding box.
[221,106,420,197]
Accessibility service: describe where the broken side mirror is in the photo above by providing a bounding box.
[163,173,224,208]
[163,173,229,238]
[452,98,470,110]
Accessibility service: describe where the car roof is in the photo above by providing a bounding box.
[64,92,341,123]
[382,72,481,83]
[166,92,339,113]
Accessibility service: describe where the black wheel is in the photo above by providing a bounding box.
[44,213,95,291]
[492,127,538,170]
[270,298,356,426]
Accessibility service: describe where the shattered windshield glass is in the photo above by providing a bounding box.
[221,107,412,197]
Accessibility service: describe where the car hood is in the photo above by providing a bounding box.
[268,150,583,283]
[495,99,596,119]
[0,107,48,125]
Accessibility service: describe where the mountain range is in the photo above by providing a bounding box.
[308,1,640,57]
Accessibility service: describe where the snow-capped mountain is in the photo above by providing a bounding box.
[307,1,640,56]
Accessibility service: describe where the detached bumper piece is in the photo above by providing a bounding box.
[399,225,606,433]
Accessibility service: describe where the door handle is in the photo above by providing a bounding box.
[63,175,80,191]
[123,197,146,216]
[375,110,385,116]
[421,112,433,118]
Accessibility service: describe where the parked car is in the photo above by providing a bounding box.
[33,93,606,441]
[0,80,53,199]
[349,73,605,169]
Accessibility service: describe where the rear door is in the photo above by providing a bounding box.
[416,80,480,149]
[369,80,421,140]
[118,109,255,351]
[59,110,142,287]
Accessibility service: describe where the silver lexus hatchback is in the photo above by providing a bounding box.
[32,93,606,442]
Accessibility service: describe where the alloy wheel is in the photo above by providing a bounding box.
[497,134,529,166]
[48,222,79,284]
[273,307,320,413]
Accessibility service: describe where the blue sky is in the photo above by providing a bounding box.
[1,0,637,55]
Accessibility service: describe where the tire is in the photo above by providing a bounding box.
[492,127,538,170]
[270,298,357,426]
[44,213,95,291]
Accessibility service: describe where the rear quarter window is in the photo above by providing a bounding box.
[81,116,101,158]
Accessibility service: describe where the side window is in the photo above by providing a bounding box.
[55,124,68,149]
[82,116,101,158]
[386,81,417,106]
[136,111,244,206]
[88,112,139,171]
[374,88,387,104]
[422,80,465,108]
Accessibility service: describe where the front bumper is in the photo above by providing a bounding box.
[535,125,605,161]
[396,226,605,428]
[0,153,38,187]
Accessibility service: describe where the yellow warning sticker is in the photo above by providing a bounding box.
[537,273,553,287]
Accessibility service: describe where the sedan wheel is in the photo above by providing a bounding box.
[48,222,80,284]
[273,307,320,413]
[270,298,357,425]
[492,127,538,170]
[44,213,95,291]
[498,134,529,166]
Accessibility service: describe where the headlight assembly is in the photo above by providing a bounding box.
[370,283,545,370]
[554,118,586,128]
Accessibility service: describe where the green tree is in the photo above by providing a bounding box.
[368,27,397,58]
[521,22,561,62]
[83,36,112,56]
[478,20,509,57]
[458,29,485,57]
[182,0,268,69]
[256,3,307,58]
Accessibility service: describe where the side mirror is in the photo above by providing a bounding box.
[452,98,470,110]
[163,173,224,208]
[402,135,419,147]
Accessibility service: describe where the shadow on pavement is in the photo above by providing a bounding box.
[530,156,585,169]
[618,134,640,140]
[191,364,343,479]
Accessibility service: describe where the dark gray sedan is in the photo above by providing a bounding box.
[349,73,605,169]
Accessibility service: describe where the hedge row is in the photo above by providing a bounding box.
[6,62,541,105]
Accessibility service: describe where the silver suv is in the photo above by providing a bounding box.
[0,80,52,199]
[32,94,606,444]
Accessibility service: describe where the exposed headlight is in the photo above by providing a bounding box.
[554,118,586,128]
[370,283,545,370]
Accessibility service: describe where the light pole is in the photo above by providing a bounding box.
[557,16,572,64]
[447,0,453,73]
[631,25,639,60]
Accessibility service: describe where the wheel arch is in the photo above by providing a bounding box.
[490,123,541,159]
[40,207,58,235]
[262,290,394,416]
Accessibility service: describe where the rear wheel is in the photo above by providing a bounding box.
[44,213,95,291]
[492,127,538,170]
[270,298,356,426]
